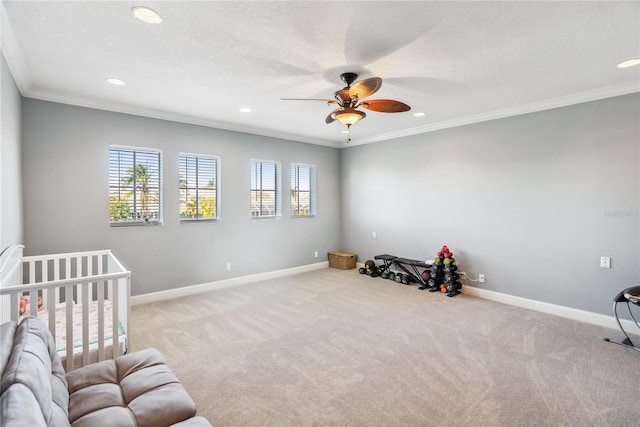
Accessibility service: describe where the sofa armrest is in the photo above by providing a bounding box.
[0,318,69,426]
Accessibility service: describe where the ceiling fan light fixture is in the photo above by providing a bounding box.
[333,108,366,127]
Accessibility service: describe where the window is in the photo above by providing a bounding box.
[291,163,316,217]
[109,146,162,225]
[179,153,220,221]
[250,159,281,218]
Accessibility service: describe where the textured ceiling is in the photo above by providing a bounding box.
[2,1,639,147]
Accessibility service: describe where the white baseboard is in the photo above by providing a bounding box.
[462,285,638,333]
[361,261,636,333]
[131,261,329,306]
[131,262,636,335]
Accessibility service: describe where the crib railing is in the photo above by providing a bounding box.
[0,245,131,371]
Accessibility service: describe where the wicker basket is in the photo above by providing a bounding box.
[328,251,357,270]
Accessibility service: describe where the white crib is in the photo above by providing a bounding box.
[0,245,131,371]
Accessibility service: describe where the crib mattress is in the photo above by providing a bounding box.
[27,300,127,369]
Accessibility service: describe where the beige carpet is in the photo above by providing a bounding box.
[131,268,640,426]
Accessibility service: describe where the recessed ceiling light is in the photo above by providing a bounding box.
[413,112,426,117]
[239,107,252,113]
[106,78,126,86]
[617,59,640,68]
[131,6,163,24]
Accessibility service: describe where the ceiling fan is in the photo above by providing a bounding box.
[282,72,411,140]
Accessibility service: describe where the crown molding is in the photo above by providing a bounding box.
[4,0,636,152]
[24,88,343,149]
[17,80,640,151]
[348,82,640,147]
[0,7,341,149]
[1,2,30,94]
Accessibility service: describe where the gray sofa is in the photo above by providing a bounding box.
[0,317,212,427]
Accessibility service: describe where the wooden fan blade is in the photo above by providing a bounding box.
[325,108,342,124]
[349,77,382,100]
[359,99,411,113]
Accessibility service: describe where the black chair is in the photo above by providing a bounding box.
[604,285,640,352]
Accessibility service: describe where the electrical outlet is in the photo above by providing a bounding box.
[600,256,611,268]
[459,272,467,280]
[314,251,318,258]
[372,231,377,239]
[478,274,485,283]
[226,262,231,271]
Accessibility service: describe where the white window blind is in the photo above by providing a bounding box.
[179,153,220,220]
[291,163,317,217]
[109,146,162,225]
[250,159,281,218]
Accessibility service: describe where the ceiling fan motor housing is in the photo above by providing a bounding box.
[335,88,352,106]
[340,72,358,87]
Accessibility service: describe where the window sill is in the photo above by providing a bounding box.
[110,220,162,227]
[180,218,218,223]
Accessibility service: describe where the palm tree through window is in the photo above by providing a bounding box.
[179,153,219,220]
[109,146,162,225]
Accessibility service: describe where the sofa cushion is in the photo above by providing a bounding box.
[0,317,69,427]
[66,348,199,427]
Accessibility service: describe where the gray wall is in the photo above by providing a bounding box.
[1,53,23,251]
[16,90,640,315]
[21,99,341,296]
[341,94,640,316]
